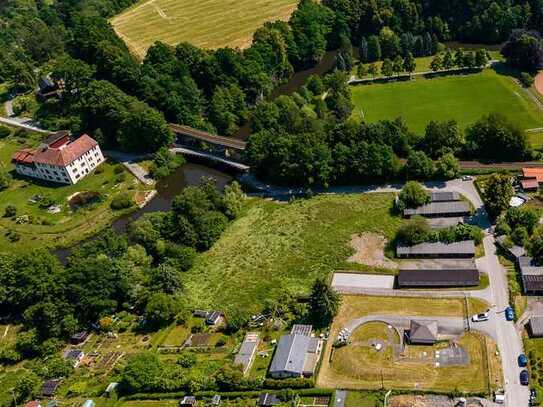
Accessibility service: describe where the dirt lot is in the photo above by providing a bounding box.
[347,233,397,269]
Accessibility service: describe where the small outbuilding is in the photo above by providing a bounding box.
[81,400,95,407]
[209,395,221,406]
[408,320,438,345]
[41,379,61,397]
[24,401,41,407]
[258,393,280,406]
[234,332,259,374]
[70,331,90,345]
[179,396,197,407]
[397,240,475,259]
[430,191,460,202]
[63,349,85,367]
[529,316,543,337]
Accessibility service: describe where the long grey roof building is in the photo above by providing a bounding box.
[398,269,479,288]
[268,334,322,378]
[397,240,475,259]
[404,201,471,218]
[529,316,543,337]
[234,332,259,374]
[430,191,460,202]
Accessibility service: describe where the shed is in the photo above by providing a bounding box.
[521,178,539,191]
[396,240,475,259]
[209,395,221,406]
[206,311,223,326]
[258,393,280,406]
[24,401,41,407]
[234,332,259,374]
[397,269,479,288]
[404,201,471,218]
[81,400,95,407]
[179,396,197,407]
[529,317,543,337]
[70,331,90,345]
[63,349,84,367]
[41,379,61,396]
[408,320,438,344]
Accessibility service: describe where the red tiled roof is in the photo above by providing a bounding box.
[32,134,97,166]
[12,148,36,165]
[24,401,41,407]
[523,168,543,183]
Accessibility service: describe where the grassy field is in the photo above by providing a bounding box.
[182,193,405,318]
[351,68,543,135]
[111,0,298,58]
[0,132,151,253]
[317,295,497,392]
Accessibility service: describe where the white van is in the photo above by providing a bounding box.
[494,392,505,404]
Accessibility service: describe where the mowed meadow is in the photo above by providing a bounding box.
[111,0,299,58]
[351,69,543,135]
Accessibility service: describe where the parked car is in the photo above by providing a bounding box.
[519,354,528,367]
[530,388,537,401]
[472,312,489,322]
[462,175,473,181]
[520,369,529,385]
[494,391,505,404]
[505,306,515,321]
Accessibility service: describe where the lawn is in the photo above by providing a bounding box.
[182,193,405,318]
[0,133,151,253]
[345,391,383,407]
[350,68,543,134]
[317,295,496,392]
[111,0,298,58]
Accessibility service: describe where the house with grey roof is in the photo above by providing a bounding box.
[234,332,259,374]
[529,316,543,337]
[518,256,543,295]
[404,201,471,218]
[396,240,475,259]
[268,334,323,378]
[408,320,438,344]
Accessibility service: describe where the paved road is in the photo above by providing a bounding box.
[0,116,50,134]
[333,390,346,407]
[104,150,155,185]
[479,235,530,406]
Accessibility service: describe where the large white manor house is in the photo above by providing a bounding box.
[11,132,104,185]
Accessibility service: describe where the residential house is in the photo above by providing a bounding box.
[12,132,104,185]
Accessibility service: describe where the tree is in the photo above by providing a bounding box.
[209,84,248,135]
[475,49,489,67]
[454,48,465,67]
[463,51,476,69]
[379,27,401,59]
[502,29,543,72]
[435,153,460,179]
[356,64,368,78]
[505,206,540,234]
[149,263,184,294]
[421,120,464,158]
[367,35,381,62]
[403,53,416,76]
[442,49,454,70]
[397,216,430,245]
[359,37,369,63]
[465,113,532,161]
[14,372,40,403]
[398,181,430,209]
[511,226,529,246]
[121,352,163,393]
[0,170,12,190]
[430,54,442,71]
[144,293,180,328]
[405,150,434,179]
[309,278,340,328]
[368,63,378,78]
[381,58,394,77]
[482,173,514,220]
[392,55,404,76]
[4,205,16,217]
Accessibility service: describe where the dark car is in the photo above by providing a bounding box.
[519,354,528,367]
[505,307,515,321]
[520,369,529,385]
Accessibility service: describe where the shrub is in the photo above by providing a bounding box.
[520,72,534,87]
[4,205,16,217]
[110,193,133,210]
[0,170,12,190]
[396,215,430,245]
[177,352,197,368]
[114,165,125,174]
[0,126,10,139]
[512,226,529,246]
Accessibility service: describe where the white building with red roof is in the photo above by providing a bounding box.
[11,132,104,184]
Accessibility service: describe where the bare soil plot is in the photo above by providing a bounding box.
[111,0,299,58]
[347,233,397,269]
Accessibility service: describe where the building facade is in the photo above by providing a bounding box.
[12,133,104,185]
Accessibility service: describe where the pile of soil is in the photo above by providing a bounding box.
[347,232,397,269]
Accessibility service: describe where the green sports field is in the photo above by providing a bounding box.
[111,0,298,58]
[351,69,543,134]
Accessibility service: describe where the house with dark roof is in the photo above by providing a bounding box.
[206,311,224,326]
[37,76,61,100]
[63,349,84,367]
[397,240,475,259]
[258,393,280,406]
[12,133,104,184]
[268,334,322,378]
[529,316,543,337]
[234,332,259,374]
[70,331,90,345]
[408,320,438,344]
[430,191,460,202]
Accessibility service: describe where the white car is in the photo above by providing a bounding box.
[462,175,473,181]
[472,312,490,322]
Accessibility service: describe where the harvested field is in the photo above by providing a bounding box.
[347,232,397,269]
[111,0,299,58]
